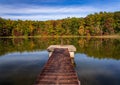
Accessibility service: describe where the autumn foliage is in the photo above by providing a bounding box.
[0,11,120,36]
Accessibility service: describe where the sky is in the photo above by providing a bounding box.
[0,0,120,21]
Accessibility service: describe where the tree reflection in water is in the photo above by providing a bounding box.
[0,37,120,60]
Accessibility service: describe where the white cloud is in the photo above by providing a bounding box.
[0,5,99,14]
[0,4,120,20]
[1,14,86,21]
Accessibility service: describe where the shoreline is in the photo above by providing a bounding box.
[0,35,120,38]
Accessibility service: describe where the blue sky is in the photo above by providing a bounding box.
[0,0,120,20]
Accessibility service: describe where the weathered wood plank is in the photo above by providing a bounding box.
[34,48,80,85]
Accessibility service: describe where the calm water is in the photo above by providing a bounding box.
[0,37,120,85]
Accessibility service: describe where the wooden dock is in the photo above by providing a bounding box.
[34,48,80,85]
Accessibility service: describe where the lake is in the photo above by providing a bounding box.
[0,37,120,85]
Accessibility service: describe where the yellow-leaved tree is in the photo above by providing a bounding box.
[78,26,85,36]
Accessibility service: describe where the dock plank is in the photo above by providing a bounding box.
[34,48,80,85]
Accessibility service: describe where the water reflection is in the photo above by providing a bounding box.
[0,51,48,85]
[0,37,120,85]
[0,37,120,60]
[75,53,120,85]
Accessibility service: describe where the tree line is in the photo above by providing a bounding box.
[0,11,120,36]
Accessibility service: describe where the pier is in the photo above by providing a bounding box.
[47,45,76,58]
[34,45,80,85]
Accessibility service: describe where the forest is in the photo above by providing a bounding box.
[0,11,120,36]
